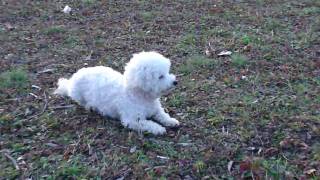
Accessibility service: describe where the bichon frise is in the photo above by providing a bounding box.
[54,51,179,135]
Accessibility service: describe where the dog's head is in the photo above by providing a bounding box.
[124,51,177,98]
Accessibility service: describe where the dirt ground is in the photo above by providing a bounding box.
[0,0,319,179]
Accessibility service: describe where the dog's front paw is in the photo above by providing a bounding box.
[164,118,180,127]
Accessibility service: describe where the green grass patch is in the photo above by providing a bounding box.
[203,27,232,38]
[64,35,80,48]
[264,18,284,32]
[44,26,66,35]
[301,7,320,15]
[231,54,248,68]
[179,55,215,74]
[167,94,184,107]
[241,35,252,45]
[11,143,30,153]
[311,143,320,161]
[0,69,29,91]
[140,11,155,21]
[82,0,96,5]
[175,33,197,54]
[0,166,19,179]
[261,157,300,179]
[207,108,225,126]
[41,113,61,129]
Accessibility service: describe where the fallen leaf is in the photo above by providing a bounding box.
[218,50,232,56]
[243,45,252,52]
[129,146,136,153]
[304,169,316,175]
[227,160,234,173]
[63,5,72,14]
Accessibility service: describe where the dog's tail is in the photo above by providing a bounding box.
[54,78,70,96]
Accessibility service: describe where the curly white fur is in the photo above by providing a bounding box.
[54,52,179,135]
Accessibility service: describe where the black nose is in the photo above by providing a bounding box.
[173,81,178,86]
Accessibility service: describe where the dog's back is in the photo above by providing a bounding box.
[56,66,124,118]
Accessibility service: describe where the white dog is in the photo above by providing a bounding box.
[54,52,179,135]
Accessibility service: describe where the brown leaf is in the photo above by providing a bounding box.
[239,161,251,173]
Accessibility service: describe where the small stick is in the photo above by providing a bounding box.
[50,105,74,110]
[3,153,20,170]
[26,91,48,120]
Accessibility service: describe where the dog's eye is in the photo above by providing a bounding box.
[159,75,164,79]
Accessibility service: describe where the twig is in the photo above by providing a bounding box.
[26,90,48,120]
[50,105,74,110]
[3,153,20,170]
[144,165,166,171]
[72,132,83,154]
[29,93,39,99]
[253,124,264,146]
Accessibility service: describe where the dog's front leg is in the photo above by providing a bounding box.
[154,106,180,127]
[120,116,166,135]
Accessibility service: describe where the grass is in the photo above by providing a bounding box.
[175,33,197,54]
[301,7,320,15]
[140,11,154,21]
[0,68,28,91]
[179,55,215,74]
[231,54,248,68]
[64,36,80,48]
[44,26,66,35]
[241,35,252,45]
[1,0,319,179]
[82,0,96,6]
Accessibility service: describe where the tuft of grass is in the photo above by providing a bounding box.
[0,166,19,179]
[82,0,96,5]
[175,33,197,53]
[179,55,215,74]
[203,27,232,38]
[265,18,284,32]
[41,113,61,129]
[261,158,300,179]
[140,11,154,21]
[311,143,320,161]
[11,143,30,153]
[56,162,86,178]
[44,26,66,35]
[64,36,80,48]
[193,160,206,173]
[241,35,252,45]
[0,114,12,127]
[167,94,184,107]
[301,7,320,15]
[231,54,248,68]
[0,69,29,91]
